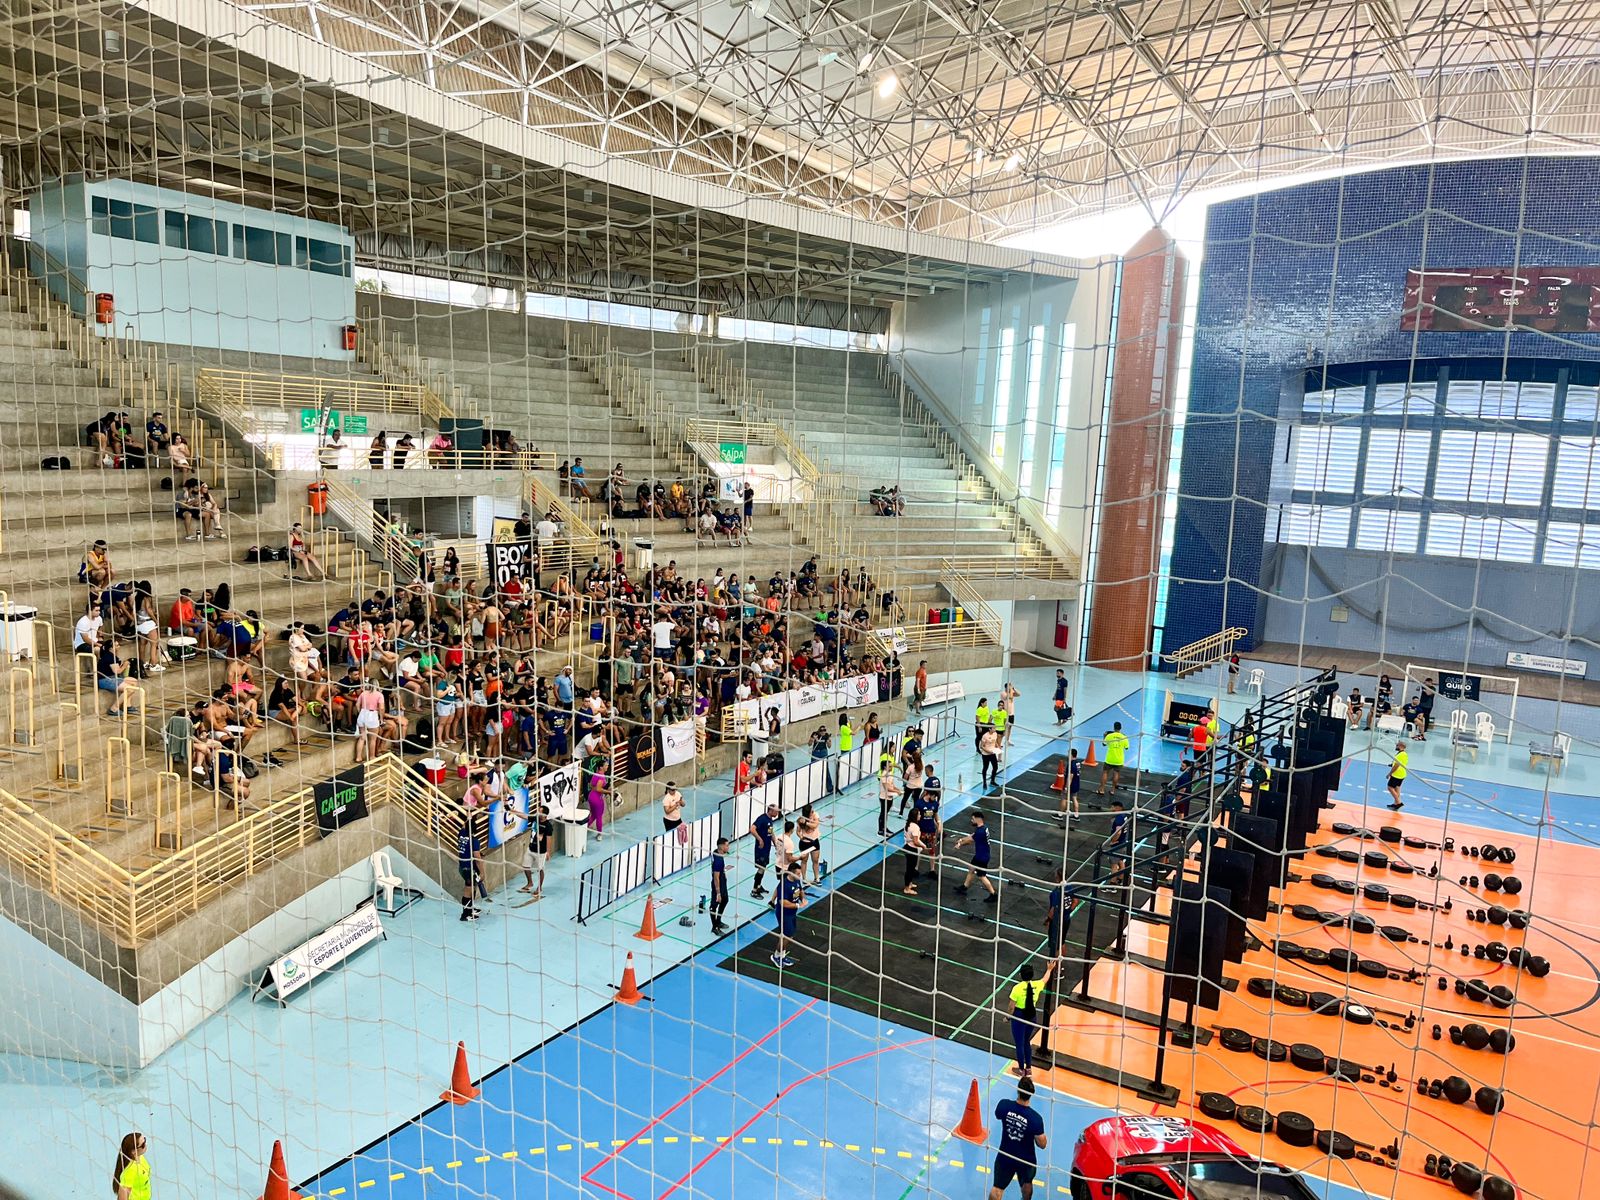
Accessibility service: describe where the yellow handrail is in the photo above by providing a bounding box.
[1162,627,1250,677]
[195,368,435,417]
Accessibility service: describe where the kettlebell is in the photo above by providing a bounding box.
[1475,1085,1506,1115]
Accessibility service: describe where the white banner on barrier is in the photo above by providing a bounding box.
[787,685,827,725]
[836,743,873,790]
[253,901,385,1004]
[533,762,584,821]
[828,674,879,710]
[660,719,698,767]
[488,789,530,848]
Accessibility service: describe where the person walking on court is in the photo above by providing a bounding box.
[709,836,730,934]
[518,804,553,899]
[901,810,925,895]
[955,810,998,902]
[772,861,804,968]
[750,800,779,897]
[988,1078,1047,1200]
[1056,748,1082,822]
[912,659,928,713]
[1386,740,1409,809]
[979,725,1002,789]
[974,696,993,753]
[1226,651,1241,694]
[1052,669,1070,726]
[661,781,685,832]
[1046,865,1075,959]
[877,757,902,838]
[113,1132,152,1200]
[1006,959,1054,1078]
[1099,722,1130,794]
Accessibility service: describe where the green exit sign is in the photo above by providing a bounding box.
[343,413,369,435]
[299,409,369,435]
[718,442,747,464]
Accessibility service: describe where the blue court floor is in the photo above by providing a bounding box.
[1,662,1593,1200]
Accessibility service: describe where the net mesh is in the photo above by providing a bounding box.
[0,4,1595,1200]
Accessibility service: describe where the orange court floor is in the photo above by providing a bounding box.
[1033,799,1600,1200]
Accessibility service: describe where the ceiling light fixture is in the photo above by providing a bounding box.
[857,48,876,73]
[186,176,244,193]
[876,72,899,99]
[1004,152,1022,172]
[816,49,840,67]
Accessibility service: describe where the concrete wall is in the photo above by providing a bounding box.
[0,831,444,1069]
[28,177,356,360]
[1262,545,1599,678]
[894,264,1116,559]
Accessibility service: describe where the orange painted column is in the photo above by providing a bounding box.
[1086,229,1188,671]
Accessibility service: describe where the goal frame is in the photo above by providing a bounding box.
[1403,662,1518,743]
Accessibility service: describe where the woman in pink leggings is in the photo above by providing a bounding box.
[587,765,608,840]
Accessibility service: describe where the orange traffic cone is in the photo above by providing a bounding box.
[259,1140,306,1200]
[440,1041,481,1105]
[636,893,663,941]
[1049,758,1066,792]
[1084,739,1098,768]
[953,1079,989,1143]
[615,951,644,1005]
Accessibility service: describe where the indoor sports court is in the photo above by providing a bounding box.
[4,5,1600,1200]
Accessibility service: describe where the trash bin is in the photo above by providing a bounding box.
[307,480,329,515]
[1,604,37,661]
[633,537,655,572]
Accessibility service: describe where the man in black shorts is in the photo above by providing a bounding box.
[988,1076,1047,1198]
[750,801,779,897]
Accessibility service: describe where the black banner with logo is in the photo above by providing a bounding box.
[315,765,369,837]
[488,515,533,588]
[1439,671,1481,702]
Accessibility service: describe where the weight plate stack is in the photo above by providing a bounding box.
[1317,1129,1357,1159]
[1276,1111,1316,1147]
[1253,1037,1289,1062]
[1276,986,1309,1008]
[1235,1105,1275,1133]
[1218,1027,1253,1053]
[1197,1092,1236,1121]
[1289,1043,1326,1072]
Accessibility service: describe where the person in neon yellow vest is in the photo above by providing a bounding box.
[1099,722,1130,794]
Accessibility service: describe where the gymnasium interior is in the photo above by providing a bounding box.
[1,3,1597,1200]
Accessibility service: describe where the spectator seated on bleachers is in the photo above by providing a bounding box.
[870,485,905,515]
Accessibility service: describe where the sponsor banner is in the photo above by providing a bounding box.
[660,718,698,767]
[255,901,384,1003]
[532,761,584,822]
[314,766,368,837]
[1506,651,1587,677]
[923,680,966,706]
[787,684,827,724]
[1438,671,1482,701]
[487,786,531,848]
[487,515,533,588]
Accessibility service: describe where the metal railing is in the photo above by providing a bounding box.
[195,368,436,417]
[0,750,455,946]
[355,314,470,425]
[1162,627,1250,678]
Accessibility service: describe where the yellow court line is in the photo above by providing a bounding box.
[318,1131,1017,1195]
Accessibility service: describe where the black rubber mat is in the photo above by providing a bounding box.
[721,753,1177,1059]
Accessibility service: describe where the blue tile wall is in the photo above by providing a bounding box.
[1163,157,1600,662]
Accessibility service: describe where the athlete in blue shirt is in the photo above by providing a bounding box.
[709,836,730,934]
[1045,864,1076,958]
[954,810,998,901]
[750,802,779,898]
[772,862,804,968]
[989,1078,1047,1198]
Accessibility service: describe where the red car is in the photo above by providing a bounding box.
[1071,1116,1320,1199]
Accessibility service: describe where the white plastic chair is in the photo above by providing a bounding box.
[1450,709,1470,733]
[1245,668,1265,696]
[370,849,403,909]
[1556,732,1573,759]
[1330,695,1348,720]
[1475,712,1496,744]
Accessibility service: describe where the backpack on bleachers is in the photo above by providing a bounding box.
[41,456,71,470]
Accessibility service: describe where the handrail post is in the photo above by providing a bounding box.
[106,736,132,816]
[8,666,34,746]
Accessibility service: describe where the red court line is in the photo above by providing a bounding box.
[657,1034,937,1200]
[581,997,820,1199]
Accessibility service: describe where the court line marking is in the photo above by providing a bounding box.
[580,997,819,1200]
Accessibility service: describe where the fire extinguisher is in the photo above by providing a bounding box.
[1053,600,1072,650]
[95,293,114,325]
[341,323,357,352]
